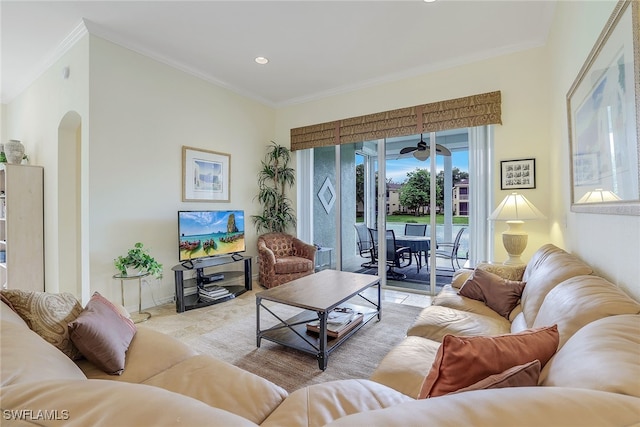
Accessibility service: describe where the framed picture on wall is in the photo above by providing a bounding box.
[567,0,640,215]
[500,158,536,190]
[182,146,230,202]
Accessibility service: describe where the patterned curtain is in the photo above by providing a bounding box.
[290,91,501,151]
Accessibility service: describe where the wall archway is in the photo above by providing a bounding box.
[58,111,82,298]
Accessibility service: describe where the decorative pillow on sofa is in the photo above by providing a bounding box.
[451,360,541,394]
[418,325,559,398]
[458,269,526,318]
[68,292,137,375]
[0,289,83,359]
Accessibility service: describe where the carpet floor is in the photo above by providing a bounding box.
[142,289,422,393]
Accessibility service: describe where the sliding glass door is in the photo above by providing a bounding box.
[296,126,492,295]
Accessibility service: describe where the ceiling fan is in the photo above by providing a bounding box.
[399,134,452,161]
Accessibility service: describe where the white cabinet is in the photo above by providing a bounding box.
[0,164,44,291]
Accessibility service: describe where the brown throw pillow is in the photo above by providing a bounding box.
[451,360,541,394]
[0,289,83,359]
[418,325,559,398]
[68,292,137,375]
[458,268,526,318]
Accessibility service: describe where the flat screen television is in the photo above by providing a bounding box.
[178,210,245,262]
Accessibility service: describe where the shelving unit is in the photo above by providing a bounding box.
[172,255,252,313]
[0,164,44,291]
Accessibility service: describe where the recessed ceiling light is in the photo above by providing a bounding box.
[424,0,437,2]
[255,56,269,65]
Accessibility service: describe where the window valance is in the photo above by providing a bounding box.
[290,91,502,151]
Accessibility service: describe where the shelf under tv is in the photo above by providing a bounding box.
[172,255,252,313]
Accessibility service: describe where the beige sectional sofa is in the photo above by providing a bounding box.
[2,244,639,426]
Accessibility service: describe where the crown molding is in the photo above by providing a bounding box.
[1,20,88,103]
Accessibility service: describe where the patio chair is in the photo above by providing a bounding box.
[435,227,466,271]
[385,230,412,280]
[404,223,429,269]
[354,223,375,268]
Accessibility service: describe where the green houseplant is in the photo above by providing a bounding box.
[114,242,163,278]
[252,141,296,233]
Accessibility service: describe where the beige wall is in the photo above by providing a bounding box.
[275,0,639,300]
[3,0,638,308]
[547,0,640,300]
[86,36,274,306]
[2,36,91,298]
[3,35,274,309]
[276,46,553,266]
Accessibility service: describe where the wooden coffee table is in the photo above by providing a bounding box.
[256,269,381,370]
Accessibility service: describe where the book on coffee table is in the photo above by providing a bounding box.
[306,309,364,338]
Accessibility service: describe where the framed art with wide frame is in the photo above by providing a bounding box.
[182,146,230,202]
[500,158,536,190]
[567,0,640,215]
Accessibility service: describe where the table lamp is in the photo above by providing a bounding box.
[489,192,546,265]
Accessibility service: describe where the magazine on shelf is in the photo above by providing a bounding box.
[198,284,230,301]
[306,308,364,338]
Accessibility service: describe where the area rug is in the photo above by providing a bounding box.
[143,289,422,393]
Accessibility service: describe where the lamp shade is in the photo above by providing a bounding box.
[577,189,621,203]
[489,192,546,221]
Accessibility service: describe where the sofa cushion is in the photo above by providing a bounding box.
[324,388,640,427]
[1,289,83,359]
[458,269,525,318]
[262,379,412,427]
[142,354,288,425]
[541,314,640,397]
[370,336,441,398]
[274,256,314,274]
[533,275,640,348]
[68,292,137,375]
[76,326,197,383]
[418,325,559,398]
[451,359,540,394]
[519,244,592,327]
[407,305,511,341]
[1,379,258,427]
[1,320,86,387]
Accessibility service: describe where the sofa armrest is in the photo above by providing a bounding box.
[292,238,317,262]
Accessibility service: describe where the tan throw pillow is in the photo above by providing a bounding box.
[68,292,137,375]
[0,289,83,359]
[476,263,526,281]
[451,360,541,394]
[458,268,526,318]
[418,325,559,398]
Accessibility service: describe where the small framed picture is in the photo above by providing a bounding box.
[500,158,536,190]
[182,146,230,202]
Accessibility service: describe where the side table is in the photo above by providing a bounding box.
[113,272,152,323]
[315,247,333,271]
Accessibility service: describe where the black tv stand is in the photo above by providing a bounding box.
[172,255,252,313]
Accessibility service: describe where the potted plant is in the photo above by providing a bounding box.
[114,242,163,278]
[252,141,296,233]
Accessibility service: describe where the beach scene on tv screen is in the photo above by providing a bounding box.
[179,211,245,260]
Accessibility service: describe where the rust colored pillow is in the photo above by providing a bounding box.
[451,360,541,394]
[419,325,558,398]
[458,268,526,318]
[68,292,136,375]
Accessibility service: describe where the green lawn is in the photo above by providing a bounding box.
[357,214,469,225]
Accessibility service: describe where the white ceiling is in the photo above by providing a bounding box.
[1,0,556,107]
